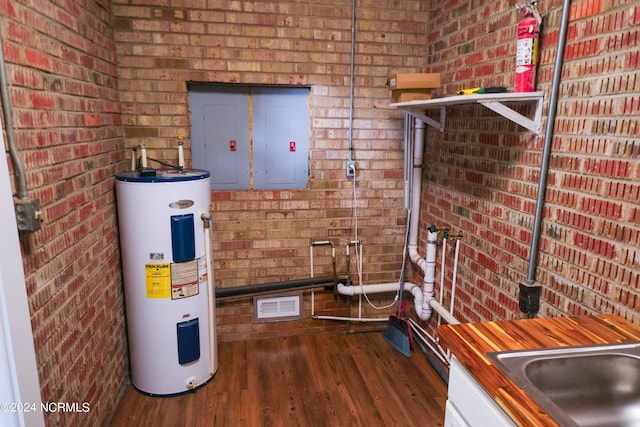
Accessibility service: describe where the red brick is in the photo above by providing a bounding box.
[4,0,639,424]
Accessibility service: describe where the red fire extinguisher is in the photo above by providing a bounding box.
[515,12,541,92]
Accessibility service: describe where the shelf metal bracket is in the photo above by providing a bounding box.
[478,98,543,134]
[410,106,446,132]
[390,92,544,135]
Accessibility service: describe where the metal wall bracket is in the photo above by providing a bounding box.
[390,91,544,134]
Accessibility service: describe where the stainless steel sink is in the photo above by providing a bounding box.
[487,342,640,427]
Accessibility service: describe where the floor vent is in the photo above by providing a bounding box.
[254,294,303,323]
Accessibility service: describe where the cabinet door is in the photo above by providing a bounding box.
[444,400,469,427]
[446,356,516,427]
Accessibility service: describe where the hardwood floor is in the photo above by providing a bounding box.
[109,332,448,426]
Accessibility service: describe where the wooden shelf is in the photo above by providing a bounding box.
[390,91,544,134]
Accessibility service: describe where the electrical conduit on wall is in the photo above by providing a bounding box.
[517,0,571,317]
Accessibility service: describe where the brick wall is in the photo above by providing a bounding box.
[5,0,637,424]
[423,0,640,325]
[1,0,126,426]
[112,0,429,341]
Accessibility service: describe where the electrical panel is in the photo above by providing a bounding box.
[189,85,250,190]
[252,87,309,189]
[188,84,309,190]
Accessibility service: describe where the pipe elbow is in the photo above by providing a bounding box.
[410,286,429,321]
[418,295,434,321]
[336,282,353,296]
[409,284,422,301]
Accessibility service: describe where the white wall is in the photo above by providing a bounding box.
[0,132,44,426]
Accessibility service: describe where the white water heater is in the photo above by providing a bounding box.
[115,168,217,396]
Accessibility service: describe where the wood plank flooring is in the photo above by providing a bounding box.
[109,332,448,427]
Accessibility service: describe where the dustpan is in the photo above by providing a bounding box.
[384,300,413,357]
[384,209,412,357]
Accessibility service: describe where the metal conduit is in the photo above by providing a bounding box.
[347,0,356,162]
[526,0,572,286]
[0,33,28,199]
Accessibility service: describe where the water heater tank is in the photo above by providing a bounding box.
[115,168,217,396]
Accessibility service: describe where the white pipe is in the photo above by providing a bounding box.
[335,279,462,324]
[336,281,415,296]
[410,284,423,308]
[407,118,435,321]
[449,237,461,317]
[407,119,426,269]
[130,148,136,170]
[201,213,217,375]
[405,118,460,325]
[409,320,450,365]
[417,229,438,321]
[337,277,459,325]
[313,315,388,322]
[140,145,148,168]
[437,236,447,327]
[329,117,464,328]
[178,140,185,168]
[429,299,460,325]
[309,244,315,316]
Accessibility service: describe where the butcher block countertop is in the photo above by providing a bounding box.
[438,314,640,427]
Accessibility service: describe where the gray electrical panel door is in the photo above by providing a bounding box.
[189,85,250,190]
[252,87,309,189]
[188,84,309,190]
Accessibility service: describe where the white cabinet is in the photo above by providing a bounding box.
[444,356,517,427]
[444,400,469,427]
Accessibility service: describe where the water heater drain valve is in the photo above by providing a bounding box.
[185,376,198,390]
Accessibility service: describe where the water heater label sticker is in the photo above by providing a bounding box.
[145,264,171,298]
[198,256,207,284]
[171,260,199,300]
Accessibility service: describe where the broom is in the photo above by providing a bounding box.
[383,209,412,357]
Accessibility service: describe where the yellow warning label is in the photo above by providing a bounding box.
[145,263,171,298]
